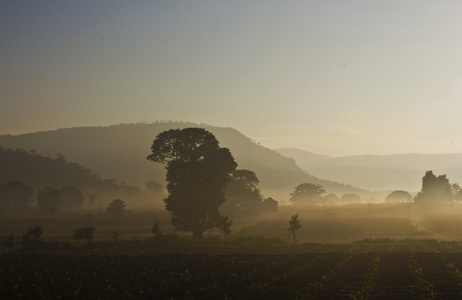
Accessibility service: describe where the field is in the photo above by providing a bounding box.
[3,250,462,299]
[3,203,462,299]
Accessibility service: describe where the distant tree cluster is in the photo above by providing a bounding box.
[288,183,362,206]
[290,183,325,205]
[0,181,34,213]
[0,147,159,210]
[0,147,102,188]
[0,180,93,217]
[35,185,88,217]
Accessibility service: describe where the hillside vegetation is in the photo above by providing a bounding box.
[0,122,368,200]
[0,147,162,209]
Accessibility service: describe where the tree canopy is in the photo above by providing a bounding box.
[147,128,237,239]
[414,171,453,205]
[106,199,126,218]
[385,190,413,203]
[37,186,62,218]
[61,186,85,208]
[0,181,34,211]
[289,183,325,205]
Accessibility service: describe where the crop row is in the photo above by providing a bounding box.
[2,253,462,299]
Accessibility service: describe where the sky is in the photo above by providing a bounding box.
[1,1,462,157]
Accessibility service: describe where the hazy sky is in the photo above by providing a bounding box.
[2,1,462,156]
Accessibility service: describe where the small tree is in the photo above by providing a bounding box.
[261,197,278,213]
[111,230,121,241]
[4,233,14,249]
[106,199,126,218]
[287,214,302,246]
[385,190,413,203]
[26,225,43,240]
[72,226,95,244]
[22,225,43,248]
[220,216,232,246]
[340,193,361,204]
[37,187,62,218]
[289,183,325,205]
[151,221,162,237]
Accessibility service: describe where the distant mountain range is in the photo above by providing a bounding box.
[0,122,368,202]
[277,148,462,192]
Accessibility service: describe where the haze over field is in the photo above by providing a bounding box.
[5,4,462,298]
[2,1,462,156]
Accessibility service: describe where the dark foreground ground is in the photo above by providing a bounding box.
[2,250,462,299]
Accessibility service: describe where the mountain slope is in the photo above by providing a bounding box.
[0,146,157,208]
[277,148,462,192]
[0,123,368,200]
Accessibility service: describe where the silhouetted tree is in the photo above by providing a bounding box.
[106,199,126,218]
[61,186,85,208]
[4,233,15,249]
[147,128,237,239]
[340,193,361,204]
[37,187,62,218]
[151,221,162,237]
[223,169,264,218]
[71,226,95,244]
[385,190,413,203]
[414,171,452,205]
[261,197,278,213]
[22,225,43,249]
[324,193,340,206]
[0,181,34,210]
[111,230,121,241]
[287,214,302,245]
[289,183,325,205]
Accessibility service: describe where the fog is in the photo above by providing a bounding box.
[3,1,462,297]
[3,123,462,298]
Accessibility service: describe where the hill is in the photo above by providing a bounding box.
[0,147,161,208]
[0,122,368,201]
[277,148,462,192]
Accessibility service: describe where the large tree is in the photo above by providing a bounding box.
[289,183,325,205]
[147,128,237,239]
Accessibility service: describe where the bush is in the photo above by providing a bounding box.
[71,226,95,244]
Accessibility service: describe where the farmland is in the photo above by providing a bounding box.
[3,203,462,298]
[3,251,462,299]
